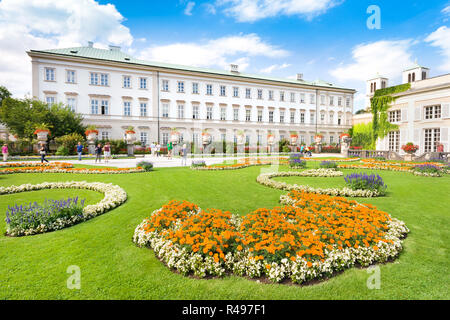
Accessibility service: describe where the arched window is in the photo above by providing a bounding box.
[412,73,415,82]
[370,83,373,93]
[408,74,412,83]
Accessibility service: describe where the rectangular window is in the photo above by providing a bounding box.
[269,111,274,123]
[310,94,315,104]
[192,106,199,119]
[220,107,226,120]
[300,136,305,144]
[246,109,251,122]
[90,99,99,114]
[220,85,226,96]
[280,91,285,102]
[207,106,213,120]
[162,80,169,91]
[101,132,109,141]
[389,110,401,122]
[67,98,76,111]
[45,68,55,81]
[233,87,239,97]
[177,81,185,93]
[388,131,400,152]
[90,73,98,85]
[177,104,184,119]
[192,82,199,94]
[258,110,263,122]
[233,108,239,121]
[346,97,351,107]
[268,90,274,100]
[140,103,147,117]
[321,95,325,105]
[140,78,147,89]
[290,92,295,103]
[124,101,131,116]
[66,70,76,83]
[162,133,169,145]
[100,74,108,86]
[425,105,441,119]
[162,103,169,118]
[330,96,334,106]
[245,88,251,99]
[140,132,148,146]
[338,116,342,125]
[290,111,295,123]
[300,112,305,124]
[100,100,109,115]
[123,76,131,88]
[338,97,342,106]
[329,113,334,124]
[320,113,325,123]
[206,84,213,95]
[300,93,305,103]
[310,113,315,124]
[424,129,440,152]
[280,111,285,123]
[258,89,263,100]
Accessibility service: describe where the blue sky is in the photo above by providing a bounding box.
[1,0,450,111]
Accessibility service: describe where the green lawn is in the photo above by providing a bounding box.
[0,164,449,299]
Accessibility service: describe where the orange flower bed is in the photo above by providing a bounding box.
[0,162,144,174]
[192,158,288,170]
[134,193,409,283]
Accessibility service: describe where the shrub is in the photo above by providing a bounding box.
[137,161,154,171]
[319,161,338,169]
[55,145,70,156]
[414,164,440,174]
[6,197,85,232]
[289,153,306,168]
[374,156,386,161]
[191,160,206,168]
[55,133,85,155]
[344,173,387,195]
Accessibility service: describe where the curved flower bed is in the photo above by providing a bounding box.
[191,158,288,171]
[133,194,409,284]
[2,181,127,236]
[339,161,447,177]
[256,169,382,197]
[303,157,360,162]
[0,162,144,175]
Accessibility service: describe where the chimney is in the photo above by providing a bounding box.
[87,41,94,48]
[230,64,239,73]
[109,45,121,51]
[297,73,303,81]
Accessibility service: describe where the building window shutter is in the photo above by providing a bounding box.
[401,109,408,122]
[442,103,450,119]
[414,107,421,121]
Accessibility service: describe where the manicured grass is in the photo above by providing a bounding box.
[0,164,449,299]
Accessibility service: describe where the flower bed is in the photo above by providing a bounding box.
[303,157,360,162]
[2,181,127,236]
[412,164,442,177]
[0,162,145,175]
[256,169,383,197]
[191,158,288,171]
[344,173,387,195]
[289,154,306,169]
[133,194,409,284]
[319,161,338,169]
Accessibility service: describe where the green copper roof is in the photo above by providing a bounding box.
[29,46,355,92]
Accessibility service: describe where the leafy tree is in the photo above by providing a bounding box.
[0,98,85,141]
[0,86,11,104]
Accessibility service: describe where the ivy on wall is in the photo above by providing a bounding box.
[370,83,411,143]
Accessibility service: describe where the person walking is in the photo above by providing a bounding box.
[95,143,102,163]
[156,143,161,157]
[300,144,305,155]
[181,143,188,166]
[2,144,8,162]
[150,142,156,157]
[167,141,173,159]
[39,145,49,163]
[103,142,111,163]
[76,142,83,161]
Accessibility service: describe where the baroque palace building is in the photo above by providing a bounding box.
[28,43,355,147]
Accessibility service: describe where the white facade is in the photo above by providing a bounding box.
[28,45,355,147]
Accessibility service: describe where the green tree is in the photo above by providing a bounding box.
[0,86,11,104]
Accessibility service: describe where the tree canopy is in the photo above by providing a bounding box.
[0,86,11,104]
[0,96,85,140]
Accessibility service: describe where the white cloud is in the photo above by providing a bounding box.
[259,63,291,74]
[216,0,342,22]
[184,2,196,16]
[443,5,450,15]
[330,40,415,82]
[0,0,133,97]
[425,26,450,71]
[205,3,217,14]
[139,33,289,70]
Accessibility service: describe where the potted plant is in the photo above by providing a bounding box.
[34,123,51,142]
[236,130,245,145]
[170,128,180,144]
[201,129,211,145]
[125,126,136,144]
[290,131,299,145]
[401,142,419,154]
[267,131,275,145]
[314,134,324,144]
[340,133,350,141]
[85,125,99,143]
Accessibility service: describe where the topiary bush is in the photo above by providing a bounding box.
[137,161,154,171]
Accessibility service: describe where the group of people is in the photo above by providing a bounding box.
[76,142,111,163]
[148,141,188,165]
[149,142,162,157]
